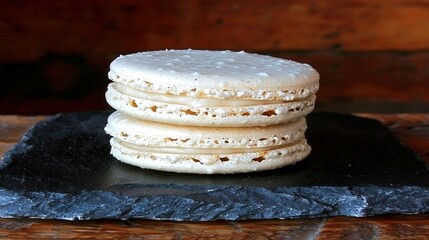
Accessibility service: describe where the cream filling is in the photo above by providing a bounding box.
[114,138,304,155]
[112,82,289,107]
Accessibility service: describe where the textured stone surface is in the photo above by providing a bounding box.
[0,112,428,221]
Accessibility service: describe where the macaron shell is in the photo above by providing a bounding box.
[108,49,319,100]
[109,138,311,174]
[105,111,307,148]
[106,83,315,127]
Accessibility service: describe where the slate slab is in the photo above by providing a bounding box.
[0,111,428,221]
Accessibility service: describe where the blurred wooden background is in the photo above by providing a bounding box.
[1,0,428,114]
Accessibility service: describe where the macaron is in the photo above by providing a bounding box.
[106,49,319,127]
[105,111,310,174]
[105,49,319,174]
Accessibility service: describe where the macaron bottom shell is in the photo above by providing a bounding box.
[109,137,311,174]
[106,83,316,127]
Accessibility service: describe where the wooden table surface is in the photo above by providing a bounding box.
[0,113,428,239]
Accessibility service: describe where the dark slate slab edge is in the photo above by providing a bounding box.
[0,185,428,221]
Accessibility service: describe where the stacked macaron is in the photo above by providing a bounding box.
[105,49,319,174]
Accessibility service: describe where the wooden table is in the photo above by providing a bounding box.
[0,113,428,239]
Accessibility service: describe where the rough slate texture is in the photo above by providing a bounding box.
[0,112,428,221]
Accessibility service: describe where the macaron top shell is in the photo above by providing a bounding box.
[108,49,319,100]
[105,111,307,149]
